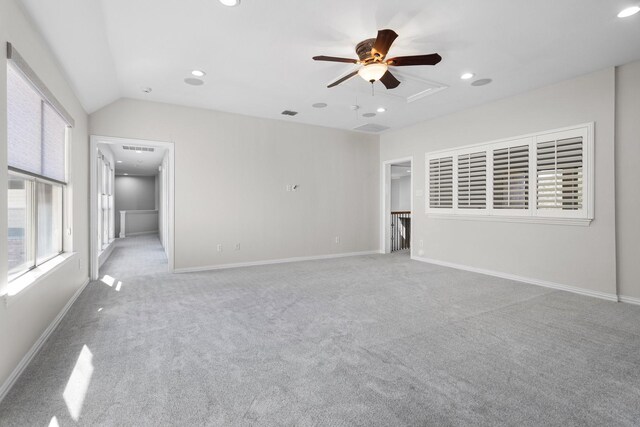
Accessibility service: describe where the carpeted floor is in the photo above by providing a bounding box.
[1,235,640,426]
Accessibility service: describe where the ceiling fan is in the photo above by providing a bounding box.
[313,29,442,89]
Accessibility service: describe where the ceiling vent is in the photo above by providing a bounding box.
[122,145,155,152]
[354,123,390,133]
[281,110,298,116]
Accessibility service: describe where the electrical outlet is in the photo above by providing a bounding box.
[217,244,222,252]
[419,239,424,248]
[286,184,292,192]
[335,236,340,244]
[78,258,82,270]
[235,243,240,251]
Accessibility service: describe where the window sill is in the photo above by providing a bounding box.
[427,214,593,226]
[2,252,78,306]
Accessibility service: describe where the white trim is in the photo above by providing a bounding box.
[0,278,90,404]
[90,136,176,280]
[3,252,79,304]
[380,157,413,254]
[411,256,618,302]
[427,213,592,226]
[618,295,640,306]
[174,250,380,273]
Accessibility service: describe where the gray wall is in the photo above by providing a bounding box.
[391,176,411,211]
[90,99,380,271]
[0,0,89,392]
[381,68,617,297]
[615,60,640,300]
[114,175,157,236]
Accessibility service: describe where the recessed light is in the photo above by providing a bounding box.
[312,102,328,108]
[116,160,122,163]
[377,107,386,113]
[123,173,129,176]
[184,78,204,86]
[471,78,493,87]
[618,6,640,17]
[191,70,206,77]
[141,87,152,93]
[460,72,475,80]
[219,0,240,6]
[363,112,376,118]
[406,169,411,173]
[136,150,142,154]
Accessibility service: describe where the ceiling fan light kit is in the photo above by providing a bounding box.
[313,29,442,90]
[358,63,388,82]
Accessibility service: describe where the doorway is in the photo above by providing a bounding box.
[89,136,175,280]
[381,157,413,254]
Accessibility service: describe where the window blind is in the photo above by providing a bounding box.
[536,137,583,210]
[493,145,529,209]
[7,64,67,183]
[458,152,486,209]
[429,157,453,208]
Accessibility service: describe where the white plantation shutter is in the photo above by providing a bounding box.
[458,152,486,209]
[429,157,453,208]
[493,145,529,209]
[536,137,583,210]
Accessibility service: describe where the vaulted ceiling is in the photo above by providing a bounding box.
[19,0,640,132]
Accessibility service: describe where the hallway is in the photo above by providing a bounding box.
[101,234,168,280]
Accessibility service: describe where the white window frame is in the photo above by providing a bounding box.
[6,43,72,283]
[426,123,594,226]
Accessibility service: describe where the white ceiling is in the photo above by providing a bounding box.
[19,0,640,133]
[98,142,166,176]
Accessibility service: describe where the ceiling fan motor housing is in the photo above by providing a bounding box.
[356,38,377,62]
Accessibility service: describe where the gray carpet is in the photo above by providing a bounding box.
[1,235,640,426]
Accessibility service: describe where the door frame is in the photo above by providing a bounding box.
[380,156,413,254]
[89,135,176,280]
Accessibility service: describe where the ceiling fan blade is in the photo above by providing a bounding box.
[327,70,359,88]
[313,55,359,64]
[380,70,401,89]
[387,53,442,67]
[372,29,398,59]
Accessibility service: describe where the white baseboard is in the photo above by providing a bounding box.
[618,295,640,306]
[174,250,380,273]
[0,278,90,404]
[411,256,618,302]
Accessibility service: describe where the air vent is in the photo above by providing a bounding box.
[354,123,390,133]
[122,146,155,152]
[281,110,298,116]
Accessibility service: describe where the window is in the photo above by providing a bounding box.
[493,145,529,210]
[425,123,593,224]
[458,152,486,209]
[428,157,453,208]
[7,44,72,281]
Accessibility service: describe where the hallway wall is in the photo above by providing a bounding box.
[114,175,157,236]
[90,99,380,271]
